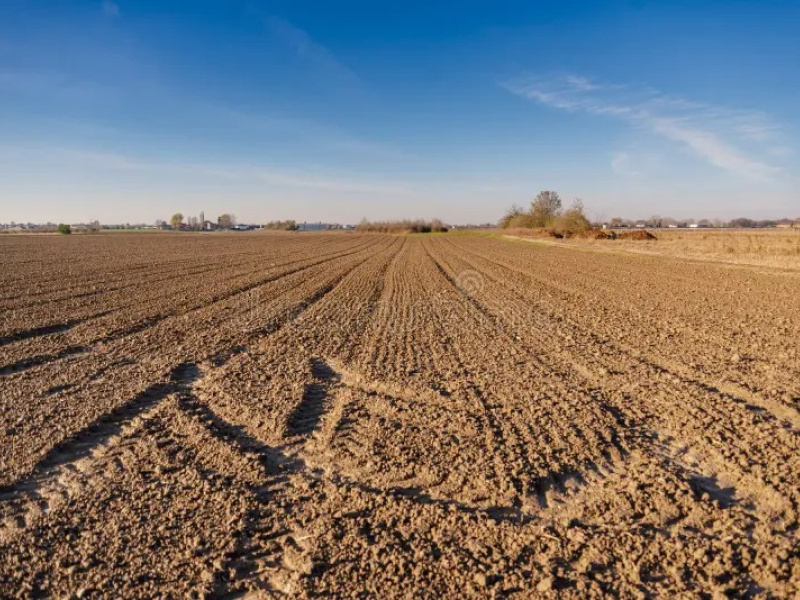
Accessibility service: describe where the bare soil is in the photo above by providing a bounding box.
[1,231,799,597]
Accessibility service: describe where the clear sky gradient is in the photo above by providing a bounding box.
[1,1,798,224]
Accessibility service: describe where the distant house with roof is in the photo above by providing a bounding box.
[777,218,795,229]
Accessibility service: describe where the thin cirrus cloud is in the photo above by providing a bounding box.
[39,146,416,196]
[505,74,788,182]
[265,16,361,86]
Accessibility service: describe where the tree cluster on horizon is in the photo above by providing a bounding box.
[500,191,591,232]
[160,213,237,230]
[263,220,299,231]
[499,193,799,230]
[355,218,449,234]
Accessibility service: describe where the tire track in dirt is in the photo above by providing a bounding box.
[178,357,334,597]
[172,386,302,597]
[0,353,333,595]
[0,240,384,490]
[0,362,202,541]
[286,358,341,440]
[5,233,800,596]
[0,316,107,348]
[191,355,552,595]
[297,358,547,523]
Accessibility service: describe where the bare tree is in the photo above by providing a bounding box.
[551,198,590,232]
[499,204,526,228]
[530,191,562,227]
[187,216,198,229]
[170,213,184,230]
[217,214,236,229]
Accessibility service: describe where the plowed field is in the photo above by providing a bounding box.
[2,232,799,597]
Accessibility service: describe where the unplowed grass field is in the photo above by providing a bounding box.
[1,232,800,597]
[506,228,800,271]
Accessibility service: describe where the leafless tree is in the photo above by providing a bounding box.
[530,191,562,227]
[217,214,236,229]
[499,204,525,228]
[551,198,590,232]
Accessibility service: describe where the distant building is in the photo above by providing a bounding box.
[777,218,794,229]
[298,222,330,231]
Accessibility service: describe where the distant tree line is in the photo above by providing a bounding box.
[2,221,100,233]
[605,216,799,229]
[263,220,299,231]
[355,219,449,234]
[159,213,237,230]
[499,194,799,230]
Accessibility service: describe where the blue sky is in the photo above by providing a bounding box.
[1,0,798,224]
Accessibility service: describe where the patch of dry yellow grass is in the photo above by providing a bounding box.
[612,229,800,269]
[503,228,800,271]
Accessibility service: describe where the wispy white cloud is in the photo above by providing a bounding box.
[10,144,530,201]
[42,146,414,195]
[505,74,788,181]
[563,75,601,92]
[265,16,360,85]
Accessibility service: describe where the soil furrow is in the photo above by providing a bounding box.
[3,232,800,597]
